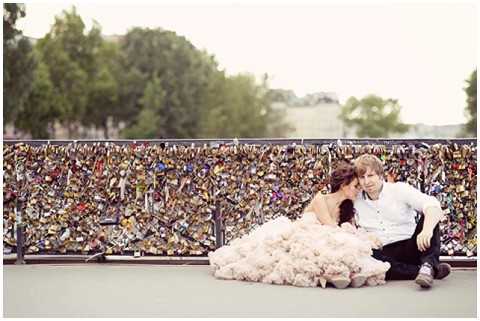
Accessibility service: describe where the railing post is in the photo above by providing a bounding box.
[15,199,26,265]
[214,204,224,249]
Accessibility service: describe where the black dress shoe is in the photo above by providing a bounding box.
[435,263,451,280]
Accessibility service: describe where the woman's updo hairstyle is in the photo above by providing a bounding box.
[329,161,356,193]
[329,161,357,226]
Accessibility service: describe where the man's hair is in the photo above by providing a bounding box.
[354,154,384,177]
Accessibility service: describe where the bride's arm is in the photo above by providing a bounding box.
[355,226,383,249]
[305,194,337,226]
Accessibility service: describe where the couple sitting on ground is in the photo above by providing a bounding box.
[304,154,451,288]
[210,153,452,289]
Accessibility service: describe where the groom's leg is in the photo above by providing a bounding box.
[372,249,420,280]
[373,215,441,279]
[409,215,441,270]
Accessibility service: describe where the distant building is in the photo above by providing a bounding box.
[392,123,465,139]
[271,91,351,138]
[273,103,348,139]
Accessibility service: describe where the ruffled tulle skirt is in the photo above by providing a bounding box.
[208,212,390,288]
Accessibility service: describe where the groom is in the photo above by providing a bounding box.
[353,154,451,289]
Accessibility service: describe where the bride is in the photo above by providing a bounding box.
[208,162,390,289]
[303,161,362,227]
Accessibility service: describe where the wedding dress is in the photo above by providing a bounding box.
[208,211,390,288]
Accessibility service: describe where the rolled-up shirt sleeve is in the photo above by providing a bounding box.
[396,182,441,213]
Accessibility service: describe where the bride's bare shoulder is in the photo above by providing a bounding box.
[313,192,329,202]
[305,192,328,211]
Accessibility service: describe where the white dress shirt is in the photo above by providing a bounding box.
[354,181,441,246]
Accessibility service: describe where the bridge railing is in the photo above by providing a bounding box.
[3,138,476,262]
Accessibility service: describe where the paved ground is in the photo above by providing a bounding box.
[3,264,477,318]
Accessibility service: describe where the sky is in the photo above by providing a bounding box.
[16,0,477,126]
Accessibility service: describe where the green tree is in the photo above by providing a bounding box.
[118,27,220,138]
[340,94,409,138]
[45,8,102,76]
[4,3,25,43]
[3,4,36,126]
[463,69,477,137]
[36,37,88,138]
[199,73,292,138]
[259,75,294,138]
[118,28,292,139]
[35,6,102,138]
[82,41,121,138]
[15,60,59,138]
[122,76,166,138]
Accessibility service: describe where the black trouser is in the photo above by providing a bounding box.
[372,215,441,280]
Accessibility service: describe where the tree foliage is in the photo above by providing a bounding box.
[118,27,219,138]
[463,69,477,137]
[199,73,292,138]
[35,7,103,138]
[15,59,60,138]
[122,76,166,139]
[82,41,121,138]
[6,7,292,139]
[3,4,36,125]
[4,3,25,43]
[339,94,409,138]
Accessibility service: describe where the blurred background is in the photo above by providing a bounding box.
[3,1,477,140]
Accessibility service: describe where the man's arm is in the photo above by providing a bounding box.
[422,205,444,230]
[397,182,444,251]
[417,205,443,251]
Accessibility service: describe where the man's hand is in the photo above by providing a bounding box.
[416,229,433,252]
